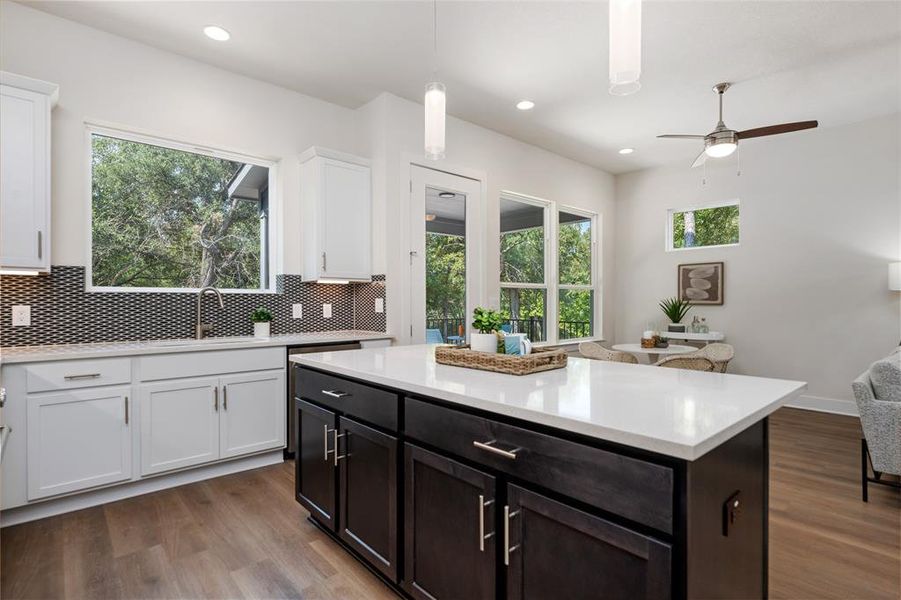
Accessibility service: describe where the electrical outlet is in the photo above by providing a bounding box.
[322,303,332,318]
[11,305,31,327]
[375,298,384,313]
[292,303,303,319]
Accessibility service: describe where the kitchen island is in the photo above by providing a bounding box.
[290,344,806,600]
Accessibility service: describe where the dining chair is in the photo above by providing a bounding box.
[579,342,638,364]
[655,356,716,371]
[686,343,734,373]
[425,329,444,344]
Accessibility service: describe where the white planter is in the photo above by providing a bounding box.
[253,322,271,338]
[470,332,498,353]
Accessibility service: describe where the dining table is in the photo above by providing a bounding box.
[612,342,697,364]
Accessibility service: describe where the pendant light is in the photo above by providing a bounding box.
[424,0,446,160]
[609,0,642,96]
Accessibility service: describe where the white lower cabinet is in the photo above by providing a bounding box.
[140,377,219,476]
[26,386,132,500]
[140,370,286,476]
[220,371,286,459]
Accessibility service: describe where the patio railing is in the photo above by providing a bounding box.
[426,316,590,343]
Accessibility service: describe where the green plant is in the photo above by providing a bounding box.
[472,307,507,334]
[659,297,692,323]
[250,307,273,323]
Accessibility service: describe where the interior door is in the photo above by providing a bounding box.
[504,484,672,600]
[219,370,285,459]
[409,165,483,345]
[404,443,496,600]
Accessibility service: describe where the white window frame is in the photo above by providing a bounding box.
[499,191,601,346]
[557,205,600,344]
[665,198,740,253]
[84,122,279,293]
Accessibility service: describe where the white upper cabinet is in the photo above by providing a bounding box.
[300,147,372,282]
[0,72,58,272]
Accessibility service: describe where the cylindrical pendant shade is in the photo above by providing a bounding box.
[609,0,642,96]
[424,81,446,160]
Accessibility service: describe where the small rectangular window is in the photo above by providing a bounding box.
[667,201,739,251]
[557,210,595,341]
[89,129,274,291]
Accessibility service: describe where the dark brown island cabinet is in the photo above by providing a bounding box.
[293,365,770,600]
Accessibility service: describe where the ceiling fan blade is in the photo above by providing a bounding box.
[691,149,707,168]
[657,134,706,139]
[737,120,818,139]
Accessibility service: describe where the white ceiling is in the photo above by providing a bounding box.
[23,1,901,173]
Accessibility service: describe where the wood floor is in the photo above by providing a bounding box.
[1,408,898,599]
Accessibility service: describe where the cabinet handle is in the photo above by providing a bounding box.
[322,252,327,272]
[478,494,495,552]
[213,386,219,411]
[473,439,521,460]
[503,505,520,566]
[333,428,347,467]
[223,385,227,410]
[0,387,6,408]
[323,424,329,461]
[322,389,349,399]
[64,373,101,381]
[0,425,11,458]
[37,230,42,260]
[124,396,129,425]
[325,427,347,466]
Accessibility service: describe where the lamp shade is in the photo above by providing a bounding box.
[424,81,446,160]
[890,262,901,291]
[609,0,642,95]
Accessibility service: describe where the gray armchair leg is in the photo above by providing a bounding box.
[861,438,868,502]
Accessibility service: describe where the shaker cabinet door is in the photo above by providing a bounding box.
[219,370,285,459]
[338,416,397,581]
[295,398,337,530]
[404,443,496,600]
[505,484,672,600]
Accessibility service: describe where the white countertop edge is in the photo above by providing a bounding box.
[0,331,393,364]
[291,355,807,461]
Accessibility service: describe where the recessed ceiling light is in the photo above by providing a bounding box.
[618,148,634,155]
[203,26,230,41]
[516,100,535,111]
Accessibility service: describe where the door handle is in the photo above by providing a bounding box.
[473,439,521,460]
[322,252,327,272]
[223,385,227,410]
[37,230,42,260]
[504,505,520,566]
[124,396,129,425]
[478,494,495,552]
[213,386,219,411]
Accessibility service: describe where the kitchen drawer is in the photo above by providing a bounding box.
[404,397,674,533]
[26,358,131,393]
[140,347,284,382]
[296,367,398,431]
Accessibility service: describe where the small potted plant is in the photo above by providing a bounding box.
[659,297,692,333]
[251,307,273,338]
[471,307,507,353]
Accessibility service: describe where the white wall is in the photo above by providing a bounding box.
[359,93,617,343]
[0,2,361,275]
[614,114,901,414]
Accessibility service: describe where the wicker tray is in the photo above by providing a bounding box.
[434,345,567,376]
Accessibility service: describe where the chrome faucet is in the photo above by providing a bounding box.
[195,287,224,339]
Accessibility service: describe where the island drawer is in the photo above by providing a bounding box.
[297,367,398,431]
[404,397,674,533]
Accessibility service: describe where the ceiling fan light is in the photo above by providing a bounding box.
[609,0,642,96]
[424,81,446,160]
[705,142,737,158]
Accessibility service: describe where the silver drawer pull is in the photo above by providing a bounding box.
[504,505,520,566]
[322,390,349,399]
[478,494,495,552]
[473,439,521,460]
[64,373,102,381]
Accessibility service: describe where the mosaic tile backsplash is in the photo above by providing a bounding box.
[0,266,387,347]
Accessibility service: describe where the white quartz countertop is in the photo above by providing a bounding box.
[0,330,392,364]
[291,344,807,460]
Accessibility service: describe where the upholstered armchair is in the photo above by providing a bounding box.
[853,349,901,501]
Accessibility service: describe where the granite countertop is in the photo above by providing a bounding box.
[291,344,807,460]
[0,330,392,364]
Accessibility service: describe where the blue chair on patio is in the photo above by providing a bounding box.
[426,329,444,344]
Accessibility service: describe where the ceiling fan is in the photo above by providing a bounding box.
[658,83,818,168]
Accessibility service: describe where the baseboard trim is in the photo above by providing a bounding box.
[786,394,859,417]
[0,450,285,527]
